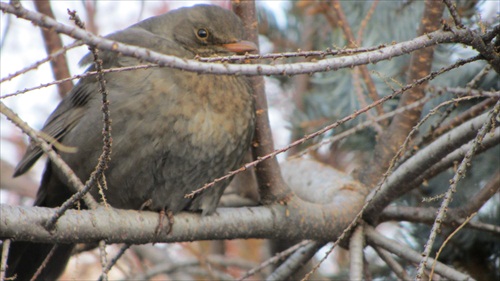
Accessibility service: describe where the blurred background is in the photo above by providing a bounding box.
[1,1,498,280]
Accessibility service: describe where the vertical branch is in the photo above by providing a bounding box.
[33,0,73,97]
[442,0,464,28]
[360,0,445,187]
[231,0,291,203]
[349,225,365,280]
[82,0,98,35]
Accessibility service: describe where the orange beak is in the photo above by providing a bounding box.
[222,40,258,54]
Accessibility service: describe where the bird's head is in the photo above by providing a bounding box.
[161,5,257,57]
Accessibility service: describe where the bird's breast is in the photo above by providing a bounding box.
[153,71,255,157]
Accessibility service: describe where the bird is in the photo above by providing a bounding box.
[5,4,256,280]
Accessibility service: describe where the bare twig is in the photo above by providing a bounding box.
[428,213,476,280]
[238,241,312,281]
[365,226,474,281]
[98,241,108,281]
[371,245,409,280]
[46,9,113,229]
[0,41,82,84]
[0,102,99,209]
[197,45,385,62]
[265,241,324,281]
[428,86,500,98]
[1,64,157,99]
[416,100,500,280]
[428,98,495,142]
[466,64,492,88]
[97,244,131,281]
[290,94,436,159]
[443,0,465,28]
[30,244,58,281]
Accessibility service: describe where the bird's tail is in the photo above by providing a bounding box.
[4,242,74,281]
[5,162,76,280]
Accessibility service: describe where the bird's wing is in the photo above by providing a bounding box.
[79,27,186,68]
[13,81,96,177]
[14,25,182,177]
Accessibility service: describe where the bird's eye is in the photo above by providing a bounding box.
[196,28,208,39]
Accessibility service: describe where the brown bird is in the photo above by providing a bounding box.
[5,5,256,280]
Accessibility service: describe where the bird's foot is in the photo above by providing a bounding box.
[139,199,152,211]
[154,209,174,241]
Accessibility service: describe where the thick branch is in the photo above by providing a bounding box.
[380,206,500,234]
[232,0,290,203]
[0,197,363,244]
[364,113,498,220]
[1,158,366,243]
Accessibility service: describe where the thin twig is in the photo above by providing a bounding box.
[442,0,465,28]
[394,95,485,168]
[46,9,114,229]
[371,245,409,280]
[289,94,436,159]
[429,98,495,142]
[428,213,477,280]
[98,244,131,281]
[0,41,82,84]
[0,102,99,209]
[265,241,324,281]
[466,64,492,88]
[197,45,386,62]
[365,226,473,280]
[98,240,108,281]
[428,86,500,98]
[30,244,59,281]
[238,240,312,280]
[415,100,500,280]
[1,64,157,99]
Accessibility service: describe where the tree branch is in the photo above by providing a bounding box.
[0,2,495,77]
[232,0,290,203]
[365,226,474,281]
[364,113,498,220]
[0,201,361,244]
[33,0,73,97]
